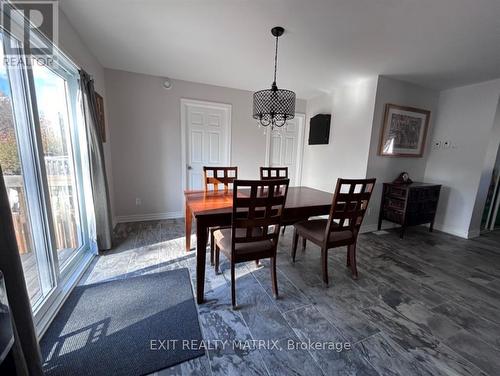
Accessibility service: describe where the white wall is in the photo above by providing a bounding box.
[58,9,115,219]
[301,93,334,191]
[364,76,439,229]
[302,78,378,193]
[104,68,306,221]
[424,79,500,238]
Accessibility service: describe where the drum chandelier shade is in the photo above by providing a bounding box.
[253,26,296,128]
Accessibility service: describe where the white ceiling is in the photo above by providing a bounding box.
[60,0,500,99]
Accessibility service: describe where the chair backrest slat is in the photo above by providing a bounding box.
[260,167,288,180]
[203,166,238,192]
[325,178,376,241]
[232,179,289,253]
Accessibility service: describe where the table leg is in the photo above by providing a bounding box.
[196,219,208,304]
[185,203,192,252]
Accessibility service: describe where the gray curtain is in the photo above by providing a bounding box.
[0,165,43,376]
[79,70,113,251]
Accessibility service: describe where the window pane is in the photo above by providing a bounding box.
[0,37,43,304]
[32,63,83,266]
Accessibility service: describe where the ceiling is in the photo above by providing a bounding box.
[60,0,500,99]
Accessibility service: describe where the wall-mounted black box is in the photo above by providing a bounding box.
[308,114,331,145]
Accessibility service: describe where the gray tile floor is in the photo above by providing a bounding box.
[80,220,500,376]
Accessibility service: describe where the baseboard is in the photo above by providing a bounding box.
[114,213,481,239]
[362,220,481,239]
[430,222,472,239]
[467,228,481,239]
[114,211,184,223]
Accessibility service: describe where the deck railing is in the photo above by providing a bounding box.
[4,156,79,255]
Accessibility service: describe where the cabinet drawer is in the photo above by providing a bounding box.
[386,198,405,211]
[387,185,408,199]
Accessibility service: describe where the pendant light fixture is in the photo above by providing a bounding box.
[253,26,296,128]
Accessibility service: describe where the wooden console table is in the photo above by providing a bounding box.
[378,182,441,238]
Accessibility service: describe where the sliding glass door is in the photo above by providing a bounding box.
[32,61,85,268]
[0,33,56,309]
[0,27,94,332]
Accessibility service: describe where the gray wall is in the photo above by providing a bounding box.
[364,76,439,230]
[104,68,306,220]
[58,8,115,219]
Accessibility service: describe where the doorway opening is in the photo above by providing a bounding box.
[481,143,500,232]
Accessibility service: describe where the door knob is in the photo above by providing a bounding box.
[187,165,193,170]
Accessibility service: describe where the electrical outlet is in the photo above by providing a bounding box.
[135,198,142,206]
[443,140,451,149]
[432,140,441,150]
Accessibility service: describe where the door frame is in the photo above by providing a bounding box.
[484,173,500,231]
[264,112,306,186]
[180,98,232,194]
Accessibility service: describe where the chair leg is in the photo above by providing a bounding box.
[215,245,220,274]
[321,246,329,285]
[255,259,260,267]
[292,229,299,262]
[281,226,286,235]
[348,243,358,279]
[231,262,236,309]
[302,237,307,251]
[271,256,278,298]
[210,229,215,266]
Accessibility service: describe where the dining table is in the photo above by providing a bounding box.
[184,186,334,304]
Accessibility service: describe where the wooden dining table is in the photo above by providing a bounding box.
[184,186,334,304]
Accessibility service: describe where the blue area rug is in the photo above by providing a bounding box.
[41,268,204,376]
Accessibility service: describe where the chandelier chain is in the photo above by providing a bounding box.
[273,34,279,85]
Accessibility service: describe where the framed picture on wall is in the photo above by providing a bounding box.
[95,92,106,143]
[378,103,430,157]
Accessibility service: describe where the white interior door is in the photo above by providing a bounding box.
[266,114,305,186]
[181,99,232,190]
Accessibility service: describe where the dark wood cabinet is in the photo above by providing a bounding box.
[378,182,441,238]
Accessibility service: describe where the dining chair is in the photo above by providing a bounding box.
[260,167,289,235]
[260,167,288,180]
[213,178,289,308]
[203,166,238,192]
[292,178,376,284]
[203,166,238,266]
